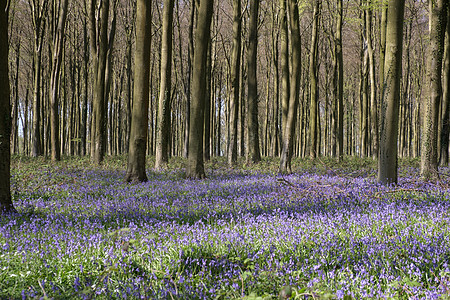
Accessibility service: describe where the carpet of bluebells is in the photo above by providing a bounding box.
[2,157,450,299]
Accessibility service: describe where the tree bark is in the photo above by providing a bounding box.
[336,0,344,159]
[125,0,151,183]
[50,0,69,161]
[378,0,405,184]
[90,0,110,164]
[187,0,214,179]
[0,0,15,213]
[247,0,261,163]
[155,0,175,170]
[227,0,241,166]
[309,0,321,159]
[279,0,301,173]
[30,0,47,157]
[366,3,378,158]
[183,0,195,159]
[280,0,289,137]
[421,0,448,180]
[440,7,450,166]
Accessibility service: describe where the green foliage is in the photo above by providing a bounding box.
[3,156,450,299]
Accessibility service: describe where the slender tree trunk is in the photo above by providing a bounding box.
[50,0,69,161]
[378,0,405,184]
[360,13,369,157]
[11,40,20,155]
[280,0,289,137]
[187,0,214,179]
[366,3,378,159]
[80,7,89,156]
[228,0,241,166]
[440,8,450,166]
[271,2,280,157]
[183,0,195,158]
[155,0,174,169]
[203,41,212,161]
[421,0,448,180]
[279,0,301,173]
[247,0,261,163]
[125,0,151,183]
[30,0,47,157]
[309,0,321,159]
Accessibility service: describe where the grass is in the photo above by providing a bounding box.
[1,155,449,299]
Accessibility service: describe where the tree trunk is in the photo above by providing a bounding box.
[0,0,15,213]
[187,0,214,179]
[378,0,405,185]
[30,0,47,157]
[11,40,20,155]
[440,7,450,166]
[280,0,289,137]
[50,0,69,161]
[421,0,448,180]
[90,0,110,164]
[309,0,320,159]
[271,2,280,157]
[125,0,151,183]
[365,3,378,159]
[81,9,89,156]
[279,0,301,173]
[227,0,241,166]
[183,0,195,159]
[336,0,344,159]
[203,42,212,161]
[155,0,174,170]
[247,0,261,163]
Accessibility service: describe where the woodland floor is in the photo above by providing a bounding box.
[1,156,450,299]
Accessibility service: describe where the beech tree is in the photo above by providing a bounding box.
[49,0,69,161]
[440,8,450,165]
[247,0,261,163]
[90,0,114,164]
[187,0,214,179]
[29,0,48,157]
[421,0,448,179]
[279,0,301,173]
[309,0,321,158]
[125,0,151,183]
[0,0,16,213]
[155,0,175,170]
[227,0,241,166]
[378,0,405,184]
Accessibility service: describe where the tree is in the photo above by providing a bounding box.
[227,0,241,166]
[50,0,69,161]
[155,0,175,169]
[125,0,151,183]
[280,0,289,139]
[309,0,321,158]
[183,0,195,158]
[336,0,344,160]
[29,0,48,157]
[440,7,450,165]
[187,0,214,179]
[247,0,261,163]
[365,1,378,158]
[421,0,448,179]
[377,0,405,184]
[90,0,111,164]
[0,0,16,213]
[279,0,301,173]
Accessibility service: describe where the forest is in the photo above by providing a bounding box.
[1,0,450,298]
